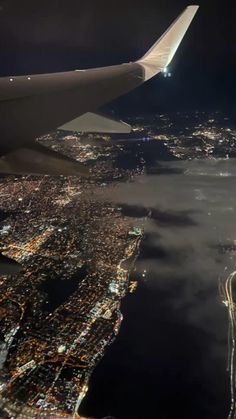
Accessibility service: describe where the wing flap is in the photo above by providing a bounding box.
[0,144,89,177]
[59,112,131,134]
[0,5,199,166]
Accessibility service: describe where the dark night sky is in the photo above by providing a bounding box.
[0,0,235,112]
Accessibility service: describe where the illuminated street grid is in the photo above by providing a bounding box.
[0,134,143,418]
[0,111,235,417]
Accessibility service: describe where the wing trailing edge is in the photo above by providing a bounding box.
[0,144,89,177]
[0,5,199,177]
[137,5,199,81]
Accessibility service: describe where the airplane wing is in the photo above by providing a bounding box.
[0,143,90,176]
[0,5,199,176]
[59,112,131,134]
[138,5,199,80]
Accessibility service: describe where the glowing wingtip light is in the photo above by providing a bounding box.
[163,67,172,78]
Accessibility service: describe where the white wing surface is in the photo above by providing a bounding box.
[0,5,199,176]
[138,5,199,80]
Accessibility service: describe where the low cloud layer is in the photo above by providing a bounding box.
[107,159,236,339]
[82,159,235,419]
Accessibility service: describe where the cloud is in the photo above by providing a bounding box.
[106,159,236,342]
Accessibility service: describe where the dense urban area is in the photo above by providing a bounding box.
[0,111,235,417]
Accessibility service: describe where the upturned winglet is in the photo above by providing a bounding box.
[137,5,199,81]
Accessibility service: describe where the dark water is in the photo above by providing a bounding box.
[0,210,16,225]
[40,265,88,311]
[0,210,9,223]
[81,156,236,419]
[81,284,229,419]
[0,253,21,275]
[114,139,175,171]
[81,112,236,419]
